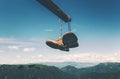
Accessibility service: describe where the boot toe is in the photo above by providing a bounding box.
[46,40,69,51]
[46,40,59,49]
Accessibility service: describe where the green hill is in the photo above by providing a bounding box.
[61,65,78,75]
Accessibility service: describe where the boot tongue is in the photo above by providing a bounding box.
[56,38,64,45]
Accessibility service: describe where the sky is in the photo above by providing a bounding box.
[0,0,120,64]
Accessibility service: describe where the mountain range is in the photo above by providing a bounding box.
[0,62,120,79]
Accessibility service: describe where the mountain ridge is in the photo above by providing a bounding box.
[32,62,98,68]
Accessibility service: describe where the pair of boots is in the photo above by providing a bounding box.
[46,32,79,51]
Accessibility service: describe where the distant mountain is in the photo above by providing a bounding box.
[37,62,98,68]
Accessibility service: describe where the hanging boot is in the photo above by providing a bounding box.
[46,38,69,51]
[62,32,79,48]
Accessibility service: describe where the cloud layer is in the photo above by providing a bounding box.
[0,37,120,64]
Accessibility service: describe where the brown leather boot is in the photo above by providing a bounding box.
[46,38,69,51]
[62,32,79,48]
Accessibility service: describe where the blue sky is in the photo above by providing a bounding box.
[0,0,120,64]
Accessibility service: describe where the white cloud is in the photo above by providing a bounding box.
[23,47,36,52]
[0,38,12,42]
[11,54,48,64]
[53,52,120,62]
[8,45,19,50]
[1,52,120,64]
[16,55,21,58]
[38,54,43,58]
[0,50,4,52]
[32,52,120,63]
[0,37,45,52]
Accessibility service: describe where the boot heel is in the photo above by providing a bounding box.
[63,32,79,48]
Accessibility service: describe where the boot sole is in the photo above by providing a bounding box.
[46,41,69,51]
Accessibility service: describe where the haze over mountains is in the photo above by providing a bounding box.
[37,62,98,68]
